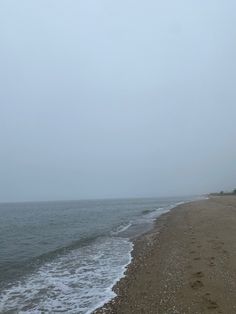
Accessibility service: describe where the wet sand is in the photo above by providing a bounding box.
[94,196,236,313]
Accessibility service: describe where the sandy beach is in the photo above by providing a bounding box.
[94,196,236,314]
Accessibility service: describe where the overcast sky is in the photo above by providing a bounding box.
[0,1,236,202]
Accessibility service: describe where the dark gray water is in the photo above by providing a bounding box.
[0,196,196,313]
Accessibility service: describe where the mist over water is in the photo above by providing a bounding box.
[1,1,236,202]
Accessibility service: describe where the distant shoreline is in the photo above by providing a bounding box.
[94,195,236,313]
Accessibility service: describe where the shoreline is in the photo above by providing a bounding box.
[91,203,176,314]
[94,196,236,313]
[93,199,191,313]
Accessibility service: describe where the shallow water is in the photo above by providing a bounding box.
[0,196,195,313]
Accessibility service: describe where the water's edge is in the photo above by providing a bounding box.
[0,196,206,313]
[92,196,207,313]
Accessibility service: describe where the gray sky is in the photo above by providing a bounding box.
[1,0,236,202]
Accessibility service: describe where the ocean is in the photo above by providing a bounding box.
[0,196,196,313]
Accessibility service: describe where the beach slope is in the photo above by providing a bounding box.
[95,196,236,313]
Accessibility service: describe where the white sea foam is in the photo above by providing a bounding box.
[0,197,198,313]
[111,222,132,235]
[0,237,133,314]
[138,207,168,223]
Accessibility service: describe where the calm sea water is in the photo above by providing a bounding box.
[0,196,196,313]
